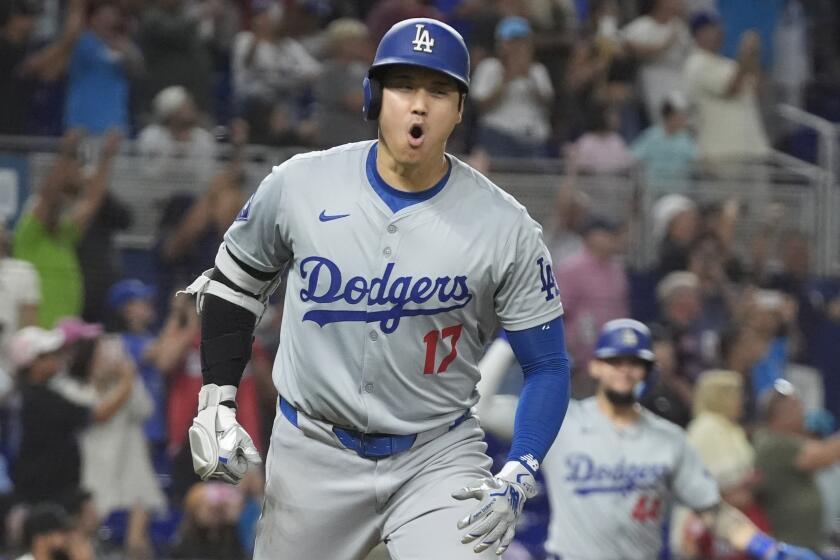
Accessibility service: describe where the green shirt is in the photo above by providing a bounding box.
[12,212,83,328]
[754,429,825,548]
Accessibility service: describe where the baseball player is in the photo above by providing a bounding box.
[476,319,820,560]
[182,18,571,559]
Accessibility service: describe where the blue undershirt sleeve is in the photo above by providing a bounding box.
[503,316,570,473]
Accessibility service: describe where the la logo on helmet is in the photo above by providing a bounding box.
[412,24,435,53]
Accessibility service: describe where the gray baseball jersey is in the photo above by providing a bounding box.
[222,140,563,434]
[543,397,720,560]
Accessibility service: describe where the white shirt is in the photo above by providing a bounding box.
[683,48,770,160]
[471,57,554,143]
[232,32,322,102]
[0,258,41,373]
[622,16,692,120]
[137,124,217,186]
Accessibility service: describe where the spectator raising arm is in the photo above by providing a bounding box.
[145,295,200,375]
[794,433,840,472]
[713,199,741,253]
[31,130,86,232]
[107,34,145,80]
[70,130,123,235]
[470,58,508,113]
[725,30,762,98]
[90,354,135,423]
[161,173,226,263]
[160,121,247,263]
[697,503,820,559]
[21,0,86,81]
[624,25,677,60]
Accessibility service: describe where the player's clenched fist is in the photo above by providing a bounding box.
[452,461,537,555]
[189,384,261,484]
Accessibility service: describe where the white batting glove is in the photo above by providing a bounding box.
[452,461,537,555]
[189,384,262,484]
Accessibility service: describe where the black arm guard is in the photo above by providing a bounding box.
[200,269,258,388]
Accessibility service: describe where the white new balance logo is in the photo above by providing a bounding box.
[521,454,540,472]
[412,24,435,53]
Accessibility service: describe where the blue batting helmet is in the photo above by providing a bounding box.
[363,18,470,121]
[593,319,655,364]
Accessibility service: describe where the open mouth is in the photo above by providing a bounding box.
[408,124,425,148]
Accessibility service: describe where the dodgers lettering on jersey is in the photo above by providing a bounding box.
[543,398,719,560]
[221,141,563,435]
[298,258,472,333]
[564,453,668,496]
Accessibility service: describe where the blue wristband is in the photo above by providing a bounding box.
[746,533,776,559]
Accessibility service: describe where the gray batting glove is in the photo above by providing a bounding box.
[452,461,537,556]
[189,384,262,484]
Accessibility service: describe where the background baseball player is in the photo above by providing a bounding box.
[183,18,571,559]
[476,319,820,560]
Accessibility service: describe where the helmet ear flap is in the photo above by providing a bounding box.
[362,75,382,121]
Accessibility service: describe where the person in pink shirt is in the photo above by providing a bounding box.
[554,217,629,379]
[571,103,635,174]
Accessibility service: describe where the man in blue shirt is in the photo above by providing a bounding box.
[65,1,142,134]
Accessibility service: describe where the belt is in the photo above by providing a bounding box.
[279,397,469,459]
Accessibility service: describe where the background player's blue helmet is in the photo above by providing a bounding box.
[593,319,655,364]
[363,18,470,121]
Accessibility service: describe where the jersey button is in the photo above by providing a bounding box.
[364,383,374,393]
[369,330,378,341]
[383,247,392,257]
[387,225,397,234]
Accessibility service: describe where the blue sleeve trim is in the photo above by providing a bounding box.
[504,317,571,470]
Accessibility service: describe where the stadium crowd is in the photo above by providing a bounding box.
[0,0,840,558]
